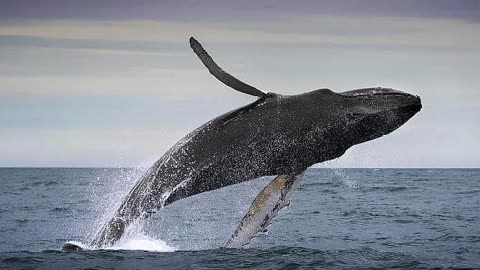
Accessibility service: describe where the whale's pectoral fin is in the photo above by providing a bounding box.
[189,37,267,98]
[225,171,305,248]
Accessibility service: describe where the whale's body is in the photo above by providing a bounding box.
[87,38,422,248]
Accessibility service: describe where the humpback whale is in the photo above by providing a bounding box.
[72,37,421,250]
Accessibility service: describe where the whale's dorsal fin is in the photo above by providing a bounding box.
[190,37,266,98]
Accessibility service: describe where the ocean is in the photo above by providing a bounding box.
[0,168,478,269]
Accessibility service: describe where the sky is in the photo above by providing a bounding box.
[0,0,479,168]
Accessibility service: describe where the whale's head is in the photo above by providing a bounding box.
[292,87,421,153]
[337,87,422,144]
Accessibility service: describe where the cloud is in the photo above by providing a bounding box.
[1,0,478,22]
[0,69,213,99]
[0,16,478,50]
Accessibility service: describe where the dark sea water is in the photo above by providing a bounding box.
[0,168,478,269]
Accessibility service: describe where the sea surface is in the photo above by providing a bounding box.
[0,168,478,269]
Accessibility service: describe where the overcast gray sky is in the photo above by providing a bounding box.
[0,0,478,167]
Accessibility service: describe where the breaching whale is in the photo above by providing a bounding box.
[65,37,421,250]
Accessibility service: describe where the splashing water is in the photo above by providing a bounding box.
[63,165,178,252]
[107,232,175,252]
[333,168,359,188]
[106,221,175,252]
[64,225,176,252]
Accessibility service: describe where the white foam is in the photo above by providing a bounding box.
[64,234,175,252]
[107,237,175,252]
[105,230,175,252]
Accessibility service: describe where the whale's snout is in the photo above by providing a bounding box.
[394,92,422,120]
[334,87,422,144]
[411,95,422,112]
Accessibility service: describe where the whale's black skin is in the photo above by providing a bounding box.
[89,39,422,248]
